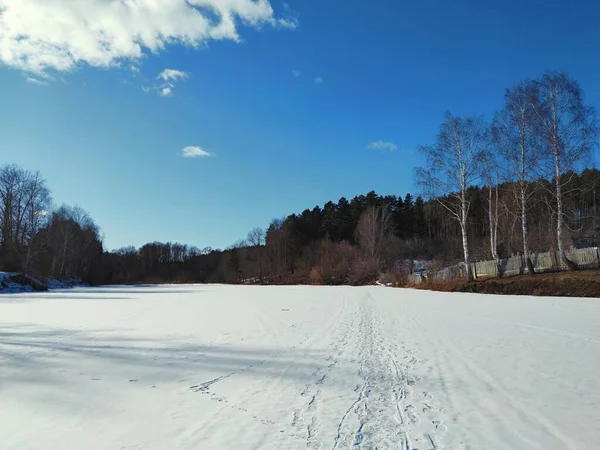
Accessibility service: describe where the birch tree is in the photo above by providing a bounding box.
[492,80,541,273]
[531,72,598,266]
[416,112,487,280]
[481,157,500,260]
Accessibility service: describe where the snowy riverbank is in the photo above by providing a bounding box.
[0,272,87,293]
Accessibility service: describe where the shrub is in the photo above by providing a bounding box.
[380,267,409,287]
[348,257,380,285]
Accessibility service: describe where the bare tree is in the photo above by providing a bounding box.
[478,136,501,261]
[355,206,393,266]
[0,165,52,271]
[49,205,99,277]
[531,72,598,266]
[247,227,265,281]
[493,80,541,273]
[416,112,487,280]
[482,160,500,261]
[247,227,265,247]
[0,165,21,253]
[21,173,52,271]
[266,218,290,276]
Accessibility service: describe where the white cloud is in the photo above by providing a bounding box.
[367,141,398,152]
[0,0,297,75]
[158,69,189,82]
[314,76,324,85]
[26,77,48,85]
[181,146,214,158]
[292,69,301,77]
[156,68,189,96]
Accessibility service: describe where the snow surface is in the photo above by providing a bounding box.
[1,285,599,449]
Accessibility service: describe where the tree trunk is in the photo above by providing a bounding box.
[258,248,263,282]
[553,153,578,270]
[494,182,499,257]
[554,152,566,265]
[521,184,534,275]
[488,185,497,260]
[24,242,32,274]
[461,192,473,281]
[60,229,70,277]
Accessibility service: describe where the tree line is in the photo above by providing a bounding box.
[0,165,103,282]
[417,71,598,279]
[2,70,599,286]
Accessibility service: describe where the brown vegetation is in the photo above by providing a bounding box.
[413,270,600,297]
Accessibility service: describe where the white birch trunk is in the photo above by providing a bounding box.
[488,185,497,260]
[494,182,499,257]
[461,187,472,281]
[521,186,530,259]
[555,153,565,263]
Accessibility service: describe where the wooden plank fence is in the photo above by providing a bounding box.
[407,247,600,285]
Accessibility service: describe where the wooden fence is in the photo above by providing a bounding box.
[407,247,600,284]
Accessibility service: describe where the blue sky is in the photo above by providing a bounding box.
[1,0,600,251]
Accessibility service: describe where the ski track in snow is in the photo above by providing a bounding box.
[1,285,600,450]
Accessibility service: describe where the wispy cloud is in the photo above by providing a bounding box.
[26,77,48,86]
[314,76,324,85]
[180,146,215,158]
[160,87,173,97]
[367,141,398,152]
[281,2,300,29]
[292,69,301,78]
[158,69,189,82]
[0,1,298,76]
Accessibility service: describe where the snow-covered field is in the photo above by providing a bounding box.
[1,286,599,450]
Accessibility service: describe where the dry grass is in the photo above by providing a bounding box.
[412,279,467,293]
[412,269,600,297]
[380,268,409,288]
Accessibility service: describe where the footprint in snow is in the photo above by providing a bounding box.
[433,420,448,432]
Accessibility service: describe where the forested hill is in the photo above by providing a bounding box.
[2,163,600,286]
